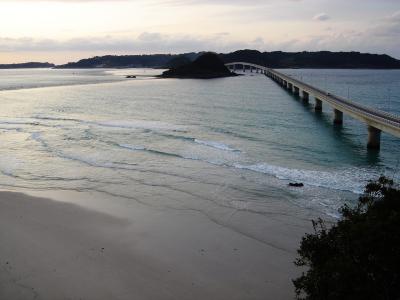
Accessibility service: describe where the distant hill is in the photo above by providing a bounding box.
[221,50,400,69]
[0,62,55,69]
[55,54,186,69]
[161,52,237,79]
[55,50,400,69]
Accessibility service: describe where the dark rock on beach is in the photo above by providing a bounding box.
[289,183,304,187]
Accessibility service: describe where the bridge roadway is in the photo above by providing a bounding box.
[225,62,400,150]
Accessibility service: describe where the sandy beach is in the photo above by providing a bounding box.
[0,190,314,300]
[0,0,398,298]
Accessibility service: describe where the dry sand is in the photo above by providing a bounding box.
[0,190,312,300]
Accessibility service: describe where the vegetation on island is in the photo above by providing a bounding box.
[54,50,400,69]
[55,54,182,69]
[223,50,400,69]
[0,62,55,69]
[164,54,192,69]
[293,176,400,300]
[160,52,237,79]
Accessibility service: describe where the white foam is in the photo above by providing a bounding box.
[194,139,240,152]
[93,120,186,132]
[233,162,377,194]
[118,144,146,151]
[0,155,21,177]
[116,141,372,195]
[31,116,187,133]
[30,132,41,141]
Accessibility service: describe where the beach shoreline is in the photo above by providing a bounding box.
[0,189,314,300]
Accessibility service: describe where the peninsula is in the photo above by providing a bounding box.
[0,62,55,69]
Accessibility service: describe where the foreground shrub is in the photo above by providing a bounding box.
[293,176,400,300]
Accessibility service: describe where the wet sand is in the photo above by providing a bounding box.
[0,190,313,300]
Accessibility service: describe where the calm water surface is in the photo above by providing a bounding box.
[0,68,399,218]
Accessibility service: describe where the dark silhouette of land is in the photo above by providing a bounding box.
[160,52,237,79]
[0,62,55,69]
[55,54,181,69]
[2,50,400,69]
[223,50,400,69]
[165,55,192,69]
[55,50,400,69]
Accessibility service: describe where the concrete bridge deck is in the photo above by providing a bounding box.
[225,62,400,150]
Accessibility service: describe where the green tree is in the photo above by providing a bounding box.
[293,176,400,300]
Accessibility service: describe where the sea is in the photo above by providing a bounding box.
[0,67,399,219]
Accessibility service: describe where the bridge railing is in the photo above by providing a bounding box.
[226,62,267,70]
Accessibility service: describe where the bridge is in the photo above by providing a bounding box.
[225,62,400,150]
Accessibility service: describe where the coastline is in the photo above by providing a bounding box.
[0,189,314,300]
[0,67,389,299]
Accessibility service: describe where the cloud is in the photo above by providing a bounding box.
[1,8,400,60]
[1,26,400,60]
[0,0,125,1]
[0,0,300,3]
[156,0,303,5]
[385,10,400,22]
[0,32,248,53]
[313,13,330,21]
[367,10,400,38]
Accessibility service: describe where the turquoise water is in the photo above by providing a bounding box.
[0,68,399,218]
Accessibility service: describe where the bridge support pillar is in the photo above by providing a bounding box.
[301,91,309,103]
[250,67,253,73]
[315,98,322,111]
[367,126,381,150]
[288,83,293,92]
[333,109,343,125]
[293,86,300,96]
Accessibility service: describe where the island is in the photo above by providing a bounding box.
[0,62,55,69]
[160,52,237,79]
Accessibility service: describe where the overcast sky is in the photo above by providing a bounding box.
[0,0,399,63]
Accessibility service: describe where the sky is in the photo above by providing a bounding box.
[0,0,399,64]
